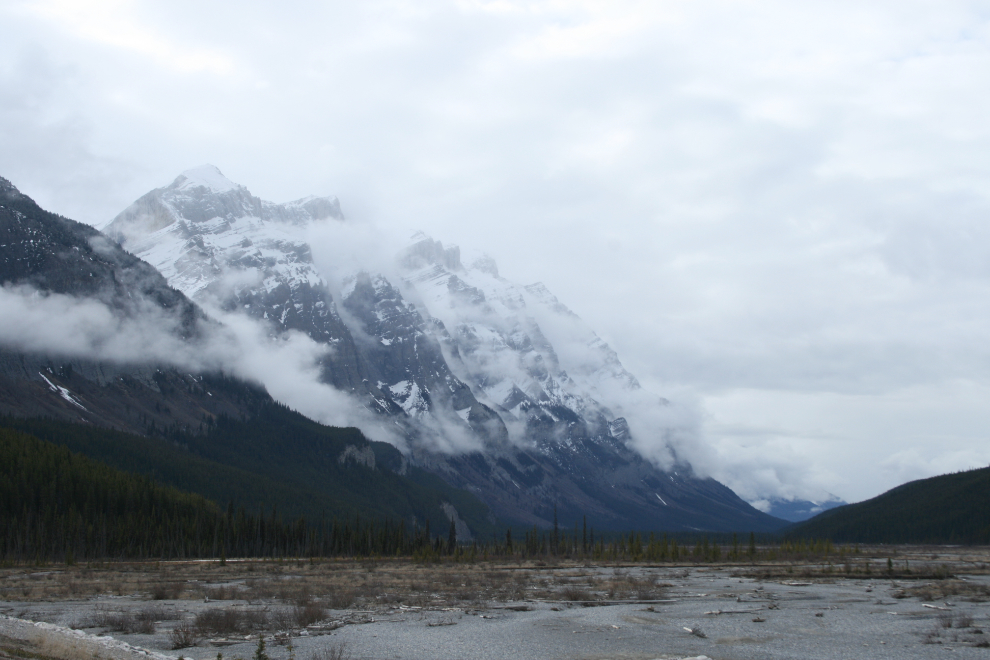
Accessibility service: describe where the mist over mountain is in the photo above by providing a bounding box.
[101,165,783,532]
[0,174,502,537]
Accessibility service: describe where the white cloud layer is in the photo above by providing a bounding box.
[0,284,402,447]
[2,0,989,503]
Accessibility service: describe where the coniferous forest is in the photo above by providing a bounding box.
[0,425,473,561]
[0,422,809,563]
[5,410,990,562]
[785,465,990,544]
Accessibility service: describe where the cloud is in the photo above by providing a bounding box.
[0,283,405,448]
[20,0,236,75]
[205,308,408,449]
[0,284,213,367]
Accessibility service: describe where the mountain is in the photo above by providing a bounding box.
[764,497,845,523]
[0,175,495,538]
[786,466,990,543]
[104,165,785,532]
[0,173,250,434]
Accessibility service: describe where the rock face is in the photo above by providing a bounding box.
[103,166,785,532]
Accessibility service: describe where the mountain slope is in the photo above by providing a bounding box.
[0,174,255,434]
[105,165,373,396]
[0,175,495,539]
[786,466,990,543]
[104,166,786,532]
[0,425,465,561]
[0,425,226,560]
[0,411,494,537]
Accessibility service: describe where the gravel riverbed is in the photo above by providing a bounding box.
[4,559,990,660]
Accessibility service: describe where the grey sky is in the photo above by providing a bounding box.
[2,0,989,504]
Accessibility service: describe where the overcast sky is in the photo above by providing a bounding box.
[2,0,989,504]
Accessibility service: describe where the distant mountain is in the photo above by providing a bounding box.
[786,466,990,543]
[764,497,845,523]
[104,165,785,532]
[0,175,495,538]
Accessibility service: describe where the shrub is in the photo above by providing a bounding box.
[294,602,328,627]
[169,622,200,649]
[195,608,243,635]
[310,642,349,660]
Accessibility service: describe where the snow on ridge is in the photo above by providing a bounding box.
[38,372,88,411]
[389,380,428,416]
[175,165,240,194]
[394,249,642,444]
[124,208,326,301]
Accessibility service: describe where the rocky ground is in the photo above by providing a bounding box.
[3,548,990,660]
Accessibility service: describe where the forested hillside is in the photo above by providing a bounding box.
[1,426,460,561]
[786,465,990,544]
[0,407,494,539]
[1,426,227,560]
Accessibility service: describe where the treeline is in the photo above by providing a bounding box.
[464,515,837,564]
[2,426,221,562]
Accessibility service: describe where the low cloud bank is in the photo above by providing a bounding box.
[0,284,213,368]
[0,283,404,448]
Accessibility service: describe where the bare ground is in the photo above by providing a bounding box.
[3,546,990,660]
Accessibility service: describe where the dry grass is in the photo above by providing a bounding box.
[295,602,329,626]
[896,579,990,603]
[923,612,987,647]
[151,581,185,600]
[195,607,256,635]
[1,548,986,615]
[310,641,350,660]
[204,584,243,600]
[559,586,592,601]
[81,604,178,634]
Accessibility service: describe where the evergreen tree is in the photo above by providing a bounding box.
[253,637,269,660]
[582,516,587,554]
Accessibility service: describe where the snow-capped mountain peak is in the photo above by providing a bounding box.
[99,170,784,532]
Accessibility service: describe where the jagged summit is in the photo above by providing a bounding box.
[107,166,342,246]
[401,233,499,278]
[402,233,463,271]
[105,168,343,300]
